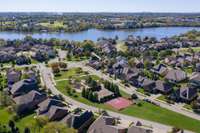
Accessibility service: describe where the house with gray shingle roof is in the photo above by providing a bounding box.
[127,125,153,133]
[43,105,69,121]
[151,64,168,76]
[7,68,21,86]
[155,80,172,94]
[10,79,38,97]
[94,89,115,103]
[13,90,46,114]
[189,72,200,88]
[88,114,153,133]
[180,87,198,103]
[165,69,187,83]
[88,114,126,133]
[62,110,94,132]
[37,98,66,115]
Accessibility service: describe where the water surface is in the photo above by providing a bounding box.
[0,27,200,41]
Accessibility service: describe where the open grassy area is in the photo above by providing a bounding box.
[66,56,89,61]
[0,108,37,132]
[39,21,65,28]
[157,95,168,102]
[54,68,85,80]
[183,104,192,110]
[116,41,128,52]
[54,67,100,81]
[179,47,200,53]
[55,79,200,133]
[121,102,200,133]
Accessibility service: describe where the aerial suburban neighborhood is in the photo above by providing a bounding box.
[1,1,200,133]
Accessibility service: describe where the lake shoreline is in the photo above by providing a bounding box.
[1,26,200,41]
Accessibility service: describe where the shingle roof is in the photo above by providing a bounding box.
[11,79,38,96]
[180,87,197,100]
[155,80,172,92]
[165,69,187,82]
[44,105,69,121]
[13,90,46,105]
[87,115,126,133]
[95,89,114,100]
[190,72,200,82]
[37,98,66,115]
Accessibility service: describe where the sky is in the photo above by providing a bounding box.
[0,0,200,13]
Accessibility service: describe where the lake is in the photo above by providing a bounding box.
[0,27,200,41]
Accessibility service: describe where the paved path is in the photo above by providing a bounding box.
[39,63,195,133]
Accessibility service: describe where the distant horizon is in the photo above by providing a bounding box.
[0,0,200,13]
[0,11,200,14]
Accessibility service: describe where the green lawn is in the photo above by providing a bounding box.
[157,95,167,102]
[0,108,38,132]
[31,58,40,64]
[39,21,64,28]
[121,102,200,133]
[183,67,193,74]
[66,56,89,61]
[56,80,200,133]
[54,68,85,80]
[116,41,128,52]
[54,68,100,82]
[179,47,200,53]
[183,104,192,110]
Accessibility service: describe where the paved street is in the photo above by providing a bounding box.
[39,62,196,133]
[65,61,200,122]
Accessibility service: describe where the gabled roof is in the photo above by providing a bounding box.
[190,72,200,82]
[127,125,153,133]
[11,79,38,96]
[165,69,187,82]
[155,80,172,92]
[63,110,93,129]
[87,115,126,133]
[152,64,167,75]
[37,98,66,115]
[180,87,197,100]
[95,89,114,101]
[13,90,46,105]
[44,105,69,121]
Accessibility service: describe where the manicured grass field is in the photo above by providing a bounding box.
[54,68,85,80]
[121,102,200,133]
[157,95,167,102]
[56,80,200,133]
[0,108,37,132]
[54,67,100,81]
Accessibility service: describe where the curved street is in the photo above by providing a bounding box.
[39,63,194,133]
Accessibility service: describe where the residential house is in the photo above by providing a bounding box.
[127,125,153,133]
[165,69,187,83]
[94,89,115,103]
[7,68,21,86]
[154,80,172,94]
[16,55,31,65]
[0,50,16,63]
[190,72,200,88]
[37,98,66,115]
[87,114,126,133]
[138,76,155,93]
[62,110,94,132]
[13,90,46,114]
[180,87,198,103]
[43,105,69,121]
[196,63,200,72]
[88,114,152,133]
[10,79,38,97]
[151,64,168,76]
